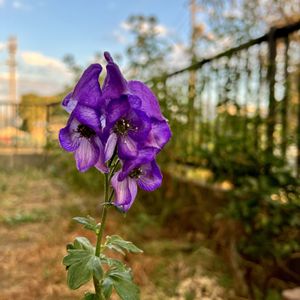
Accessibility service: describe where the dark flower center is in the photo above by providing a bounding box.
[113,118,131,136]
[129,168,143,179]
[77,124,96,138]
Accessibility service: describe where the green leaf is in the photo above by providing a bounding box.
[73,216,99,233]
[63,249,92,266]
[63,237,103,290]
[73,237,94,251]
[100,254,128,271]
[90,256,103,281]
[102,277,113,299]
[105,235,143,255]
[67,255,93,289]
[106,269,140,300]
[83,292,97,300]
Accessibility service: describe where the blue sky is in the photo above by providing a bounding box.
[0,0,191,99]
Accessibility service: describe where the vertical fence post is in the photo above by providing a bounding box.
[243,51,250,151]
[266,27,277,161]
[46,104,50,149]
[281,36,289,160]
[188,67,197,157]
[297,63,300,178]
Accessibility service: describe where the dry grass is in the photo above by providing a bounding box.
[0,168,234,300]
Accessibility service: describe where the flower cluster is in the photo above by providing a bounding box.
[59,52,171,211]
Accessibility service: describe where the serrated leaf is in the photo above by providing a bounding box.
[100,255,128,271]
[63,249,92,266]
[105,235,143,255]
[73,237,94,251]
[67,255,93,289]
[63,237,103,290]
[106,269,140,300]
[73,216,99,233]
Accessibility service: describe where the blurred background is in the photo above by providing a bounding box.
[0,0,300,299]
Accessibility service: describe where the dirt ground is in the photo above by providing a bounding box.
[0,167,235,300]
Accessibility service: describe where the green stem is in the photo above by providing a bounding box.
[95,173,109,256]
[93,172,110,299]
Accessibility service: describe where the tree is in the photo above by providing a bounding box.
[124,15,171,81]
[63,54,83,84]
[198,0,300,50]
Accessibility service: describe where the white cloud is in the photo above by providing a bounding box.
[21,51,67,72]
[19,51,72,95]
[0,51,73,101]
[0,0,4,7]
[0,41,6,51]
[121,20,169,37]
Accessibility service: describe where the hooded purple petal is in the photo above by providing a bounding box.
[118,147,157,181]
[74,138,99,172]
[118,135,138,160]
[73,64,103,107]
[126,109,151,141]
[106,96,130,125]
[128,80,165,121]
[102,52,128,100]
[128,94,142,109]
[111,170,137,212]
[94,136,109,173]
[104,132,118,162]
[62,92,77,114]
[73,104,101,133]
[59,117,81,152]
[137,160,162,191]
[144,118,172,151]
[62,64,103,112]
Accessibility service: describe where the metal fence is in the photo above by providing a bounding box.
[0,21,300,178]
[0,102,62,154]
[149,21,300,177]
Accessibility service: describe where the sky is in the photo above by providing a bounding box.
[0,0,191,100]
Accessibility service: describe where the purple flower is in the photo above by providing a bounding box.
[127,80,172,152]
[104,95,151,161]
[102,52,128,100]
[127,80,166,121]
[111,148,162,212]
[59,52,172,209]
[62,64,103,113]
[59,104,107,173]
[101,52,171,158]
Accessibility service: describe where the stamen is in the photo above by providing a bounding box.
[129,168,143,179]
[114,118,131,135]
[77,124,96,138]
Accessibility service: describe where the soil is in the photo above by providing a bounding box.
[0,168,233,300]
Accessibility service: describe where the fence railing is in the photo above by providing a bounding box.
[0,21,300,179]
[149,20,300,178]
[0,102,62,154]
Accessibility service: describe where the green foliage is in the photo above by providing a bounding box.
[73,216,100,233]
[49,152,104,196]
[63,237,103,290]
[125,14,170,80]
[63,54,83,83]
[1,209,49,226]
[104,235,143,255]
[226,172,300,260]
[83,293,98,300]
[64,218,142,299]
[104,268,140,300]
